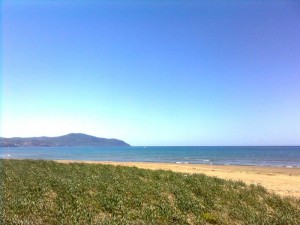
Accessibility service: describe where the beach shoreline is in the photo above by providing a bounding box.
[56,160,300,198]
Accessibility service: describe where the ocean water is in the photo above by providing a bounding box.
[0,146,299,167]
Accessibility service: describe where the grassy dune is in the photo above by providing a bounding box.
[1,159,300,224]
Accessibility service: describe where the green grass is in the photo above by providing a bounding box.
[1,159,300,224]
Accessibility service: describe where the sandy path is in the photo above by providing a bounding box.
[56,160,300,198]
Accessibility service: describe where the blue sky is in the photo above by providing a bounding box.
[2,0,300,145]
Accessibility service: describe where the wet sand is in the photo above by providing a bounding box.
[56,160,300,198]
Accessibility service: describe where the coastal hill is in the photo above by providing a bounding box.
[0,133,130,147]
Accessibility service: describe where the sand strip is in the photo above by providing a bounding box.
[56,160,300,198]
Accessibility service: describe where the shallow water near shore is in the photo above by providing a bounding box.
[1,146,300,167]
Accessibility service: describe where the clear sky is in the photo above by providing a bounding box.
[1,0,300,146]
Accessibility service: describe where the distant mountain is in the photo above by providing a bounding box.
[0,133,130,147]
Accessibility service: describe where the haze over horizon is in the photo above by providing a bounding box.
[2,1,300,146]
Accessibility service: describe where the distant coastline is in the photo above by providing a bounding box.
[0,133,130,147]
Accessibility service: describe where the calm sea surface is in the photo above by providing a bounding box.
[1,146,299,167]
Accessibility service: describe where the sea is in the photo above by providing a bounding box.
[0,146,300,168]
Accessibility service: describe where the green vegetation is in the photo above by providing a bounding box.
[1,159,300,224]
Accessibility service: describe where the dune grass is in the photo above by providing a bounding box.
[1,159,300,224]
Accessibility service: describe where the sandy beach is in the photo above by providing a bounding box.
[56,160,300,198]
